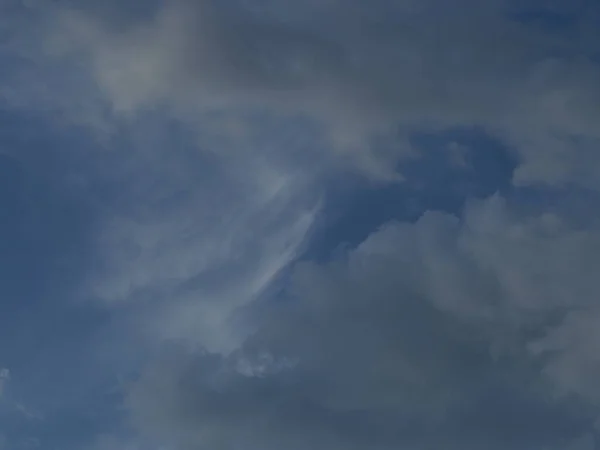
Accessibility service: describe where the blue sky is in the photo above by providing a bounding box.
[1,0,600,449]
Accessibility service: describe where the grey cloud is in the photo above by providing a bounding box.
[529,308,600,403]
[0,369,9,397]
[121,195,600,450]
[2,1,600,449]
[79,130,320,351]
[3,0,598,184]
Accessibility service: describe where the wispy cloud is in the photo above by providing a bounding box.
[121,195,600,450]
[0,369,9,397]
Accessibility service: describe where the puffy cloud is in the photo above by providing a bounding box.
[529,308,600,403]
[118,195,600,450]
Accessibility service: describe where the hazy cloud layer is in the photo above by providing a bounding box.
[0,369,9,397]
[0,0,599,449]
[13,0,600,185]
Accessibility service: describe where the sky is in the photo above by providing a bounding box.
[1,0,600,449]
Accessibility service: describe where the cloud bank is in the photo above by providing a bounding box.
[121,195,600,450]
[17,0,600,185]
[0,0,600,449]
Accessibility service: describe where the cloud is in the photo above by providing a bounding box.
[0,369,9,397]
[566,434,596,450]
[3,0,600,358]
[1,1,600,449]
[529,308,600,404]
[117,195,600,450]
[68,114,322,353]
[15,404,43,422]
[12,0,598,186]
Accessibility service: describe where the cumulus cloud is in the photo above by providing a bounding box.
[115,195,600,450]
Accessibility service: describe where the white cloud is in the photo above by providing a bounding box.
[15,404,43,421]
[118,195,600,450]
[529,308,600,403]
[1,1,600,449]
[2,0,599,362]
[18,0,599,186]
[65,109,323,352]
[0,368,9,397]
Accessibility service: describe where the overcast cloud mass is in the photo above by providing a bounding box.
[1,0,600,449]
